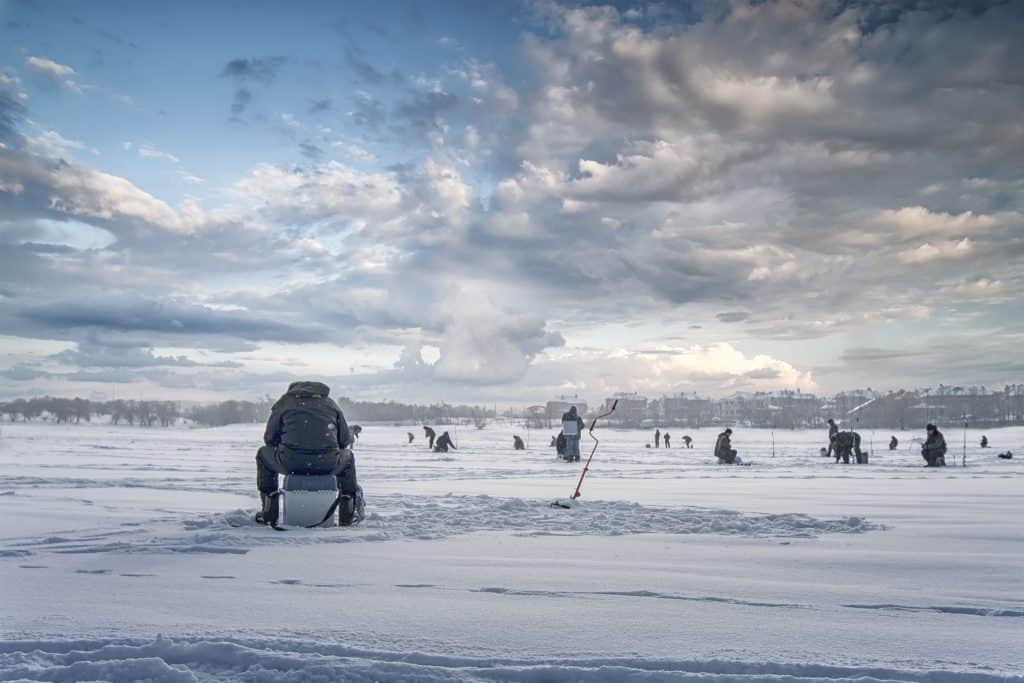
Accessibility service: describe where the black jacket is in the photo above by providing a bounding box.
[923,430,947,457]
[264,381,351,455]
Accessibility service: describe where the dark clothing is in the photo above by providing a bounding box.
[922,429,947,466]
[351,425,362,440]
[257,382,357,497]
[434,431,455,453]
[889,436,898,450]
[715,431,737,464]
[833,431,863,464]
[264,381,351,454]
[556,432,567,457]
[663,433,671,448]
[256,444,357,496]
[513,435,525,450]
[407,432,414,444]
[980,436,988,448]
[827,421,839,458]
[424,426,436,450]
[682,436,692,449]
[654,429,660,448]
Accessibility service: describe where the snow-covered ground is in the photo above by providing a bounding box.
[1,421,1021,682]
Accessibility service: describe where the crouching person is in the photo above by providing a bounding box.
[922,423,947,467]
[833,431,865,464]
[714,428,738,464]
[256,381,361,526]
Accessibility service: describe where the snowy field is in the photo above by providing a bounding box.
[0,421,1022,682]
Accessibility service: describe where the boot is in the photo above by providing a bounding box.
[338,494,355,527]
[255,492,278,526]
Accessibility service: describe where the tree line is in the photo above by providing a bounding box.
[0,395,496,428]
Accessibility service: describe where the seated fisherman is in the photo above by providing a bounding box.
[922,424,947,467]
[833,431,864,464]
[255,381,359,525]
[513,435,525,450]
[714,428,738,464]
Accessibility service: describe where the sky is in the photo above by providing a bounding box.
[0,0,1022,406]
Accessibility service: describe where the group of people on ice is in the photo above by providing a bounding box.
[824,418,948,466]
[252,380,984,530]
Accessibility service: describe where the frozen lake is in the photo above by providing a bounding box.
[1,421,1022,681]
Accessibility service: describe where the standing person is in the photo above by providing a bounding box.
[255,381,359,526]
[513,435,525,450]
[682,435,693,449]
[714,428,738,464]
[561,406,585,462]
[922,424,947,467]
[889,435,898,450]
[663,432,671,448]
[833,431,864,464]
[654,429,661,448]
[423,425,436,450]
[434,431,456,453]
[826,418,839,458]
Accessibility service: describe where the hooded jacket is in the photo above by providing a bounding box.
[264,381,351,455]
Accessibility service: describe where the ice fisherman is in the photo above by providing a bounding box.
[826,418,839,458]
[407,432,415,444]
[513,435,525,450]
[561,407,585,462]
[663,432,671,448]
[682,435,693,449]
[922,424,947,467]
[351,424,362,441]
[654,429,661,448]
[889,435,898,450]
[980,435,989,448]
[434,431,456,453]
[833,431,865,464]
[255,381,359,526]
[714,428,738,464]
[555,431,567,458]
[424,425,436,450]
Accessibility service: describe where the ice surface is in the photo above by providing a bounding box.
[1,422,1022,681]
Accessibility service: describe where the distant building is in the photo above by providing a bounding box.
[602,392,648,425]
[545,395,588,421]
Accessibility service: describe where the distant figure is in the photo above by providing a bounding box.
[407,432,414,444]
[921,424,947,467]
[654,429,661,448]
[556,431,567,457]
[663,432,671,448]
[423,426,436,450]
[714,428,737,464]
[826,418,839,458]
[833,431,865,464]
[819,447,828,457]
[997,451,1013,460]
[561,407,585,462]
[889,435,898,450]
[513,435,525,450]
[550,435,557,447]
[682,435,693,449]
[434,431,456,453]
[980,435,989,448]
[351,425,362,440]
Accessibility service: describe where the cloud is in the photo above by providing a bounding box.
[897,238,973,265]
[137,144,179,163]
[230,88,252,117]
[220,57,286,82]
[25,56,83,91]
[716,312,749,323]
